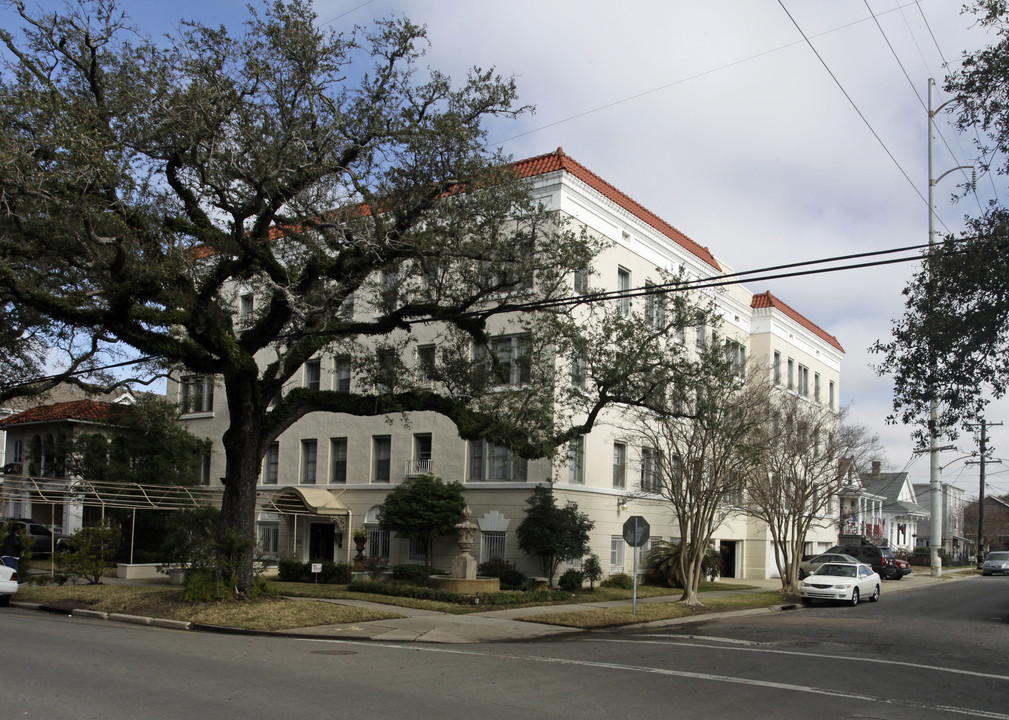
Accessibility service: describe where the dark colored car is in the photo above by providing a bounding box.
[1,518,73,558]
[827,541,899,580]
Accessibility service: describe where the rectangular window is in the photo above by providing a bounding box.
[376,348,396,392]
[814,372,821,402]
[411,433,433,476]
[567,436,584,484]
[301,440,318,484]
[239,293,254,328]
[829,380,836,409]
[373,436,391,483]
[574,269,589,295]
[305,359,321,391]
[695,324,708,351]
[180,376,215,414]
[408,536,427,562]
[330,438,347,483]
[610,536,625,570]
[617,267,631,316]
[787,358,795,390]
[417,344,437,386]
[640,447,661,493]
[571,356,587,390]
[645,282,665,328]
[380,268,399,312]
[339,293,354,320]
[264,442,279,485]
[478,334,531,386]
[797,364,810,396]
[257,523,279,555]
[773,351,782,385]
[335,356,351,392]
[469,441,527,482]
[368,529,391,559]
[725,340,746,378]
[613,442,626,489]
[192,452,211,485]
[480,531,507,563]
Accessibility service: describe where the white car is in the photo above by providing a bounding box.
[0,563,18,606]
[800,561,880,606]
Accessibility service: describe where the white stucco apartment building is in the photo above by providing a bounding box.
[167,148,845,581]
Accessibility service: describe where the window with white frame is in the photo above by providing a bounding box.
[372,436,391,483]
[773,351,781,385]
[263,442,279,485]
[574,268,589,295]
[368,529,390,558]
[469,441,527,482]
[645,282,665,328]
[610,536,625,571]
[640,447,661,493]
[305,359,321,391]
[330,438,347,483]
[411,434,432,475]
[301,440,317,484]
[257,523,279,555]
[829,380,835,409]
[695,323,708,350]
[239,293,254,328]
[334,356,351,392]
[613,442,627,489]
[787,358,795,390]
[180,376,215,414]
[814,372,821,402]
[617,267,631,316]
[480,531,507,563]
[477,334,531,386]
[408,536,426,562]
[797,364,810,396]
[376,348,396,393]
[571,355,587,390]
[192,451,211,485]
[380,267,399,311]
[724,340,746,378]
[417,344,436,386]
[567,436,584,484]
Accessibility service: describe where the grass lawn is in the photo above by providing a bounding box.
[518,591,790,629]
[14,577,774,632]
[15,583,404,632]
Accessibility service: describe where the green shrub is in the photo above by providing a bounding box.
[53,520,120,585]
[391,563,435,586]
[180,569,229,602]
[477,558,530,591]
[347,580,571,606]
[276,559,352,584]
[319,561,352,584]
[558,568,584,591]
[277,558,308,582]
[582,554,603,590]
[601,572,634,589]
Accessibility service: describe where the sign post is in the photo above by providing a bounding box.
[622,516,650,614]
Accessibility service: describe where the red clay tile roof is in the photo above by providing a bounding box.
[0,400,125,428]
[751,291,844,353]
[512,148,722,272]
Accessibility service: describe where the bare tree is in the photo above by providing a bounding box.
[747,394,882,595]
[626,349,771,606]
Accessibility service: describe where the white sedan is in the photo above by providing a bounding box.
[800,562,880,606]
[0,564,18,606]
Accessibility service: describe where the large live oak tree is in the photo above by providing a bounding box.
[0,1,713,591]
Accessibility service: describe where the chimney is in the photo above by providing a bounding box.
[871,461,881,477]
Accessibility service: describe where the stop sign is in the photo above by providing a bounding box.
[622,516,650,547]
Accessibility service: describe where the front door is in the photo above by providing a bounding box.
[309,523,335,561]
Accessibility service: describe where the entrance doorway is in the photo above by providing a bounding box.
[719,541,737,579]
[309,523,335,561]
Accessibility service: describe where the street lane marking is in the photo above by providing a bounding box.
[301,637,1009,719]
[601,636,1009,683]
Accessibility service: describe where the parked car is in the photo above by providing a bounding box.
[893,557,911,578]
[798,552,858,580]
[1,518,73,558]
[827,541,899,580]
[0,563,18,606]
[800,561,881,606]
[981,551,1009,576]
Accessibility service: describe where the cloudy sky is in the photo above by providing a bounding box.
[7,1,1006,496]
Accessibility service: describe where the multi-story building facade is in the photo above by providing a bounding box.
[167,149,845,581]
[913,482,971,562]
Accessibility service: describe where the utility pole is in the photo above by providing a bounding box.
[967,419,1002,567]
[926,79,973,576]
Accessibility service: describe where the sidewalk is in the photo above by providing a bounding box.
[14,569,969,645]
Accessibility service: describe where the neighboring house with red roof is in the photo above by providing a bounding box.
[0,394,136,533]
[167,148,846,580]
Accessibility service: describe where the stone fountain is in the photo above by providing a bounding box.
[429,506,500,594]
